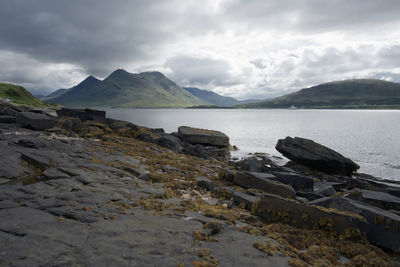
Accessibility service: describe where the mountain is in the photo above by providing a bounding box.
[49,69,209,108]
[183,87,264,107]
[0,83,49,107]
[46,88,69,98]
[239,79,400,109]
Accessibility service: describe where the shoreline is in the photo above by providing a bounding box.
[1,102,400,266]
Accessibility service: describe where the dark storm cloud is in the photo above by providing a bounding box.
[0,0,400,97]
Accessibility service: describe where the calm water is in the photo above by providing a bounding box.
[107,109,400,181]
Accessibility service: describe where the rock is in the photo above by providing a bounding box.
[254,193,368,234]
[123,166,150,181]
[0,148,26,180]
[347,189,400,212]
[19,149,52,170]
[17,112,56,130]
[239,157,265,172]
[270,171,314,192]
[178,126,229,147]
[219,168,236,182]
[42,167,71,180]
[0,115,16,123]
[314,182,337,196]
[233,172,296,199]
[310,196,400,252]
[156,134,183,153]
[276,137,359,176]
[296,191,324,201]
[182,144,230,161]
[57,108,106,122]
[196,177,215,191]
[232,191,257,210]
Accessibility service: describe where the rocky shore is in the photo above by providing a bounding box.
[1,100,400,266]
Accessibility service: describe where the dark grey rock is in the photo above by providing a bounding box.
[196,176,215,191]
[347,189,400,212]
[232,191,257,210]
[182,144,230,161]
[254,193,368,235]
[233,171,296,199]
[178,126,229,147]
[0,115,16,123]
[0,148,26,180]
[123,166,150,181]
[314,181,337,196]
[310,196,400,252]
[20,149,51,170]
[156,134,183,153]
[57,107,106,122]
[276,136,359,176]
[270,171,314,192]
[17,112,56,130]
[42,167,71,180]
[296,191,324,201]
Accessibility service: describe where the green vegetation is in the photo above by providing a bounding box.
[0,83,50,107]
[238,79,400,109]
[49,69,210,108]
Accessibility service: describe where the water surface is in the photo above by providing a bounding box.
[107,109,400,181]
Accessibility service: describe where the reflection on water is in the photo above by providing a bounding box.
[106,108,400,181]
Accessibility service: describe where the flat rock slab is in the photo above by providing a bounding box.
[276,136,359,176]
[0,148,26,180]
[17,112,56,130]
[0,115,16,123]
[178,126,229,147]
[270,171,314,192]
[234,171,296,199]
[254,193,368,235]
[310,196,400,252]
[347,189,400,212]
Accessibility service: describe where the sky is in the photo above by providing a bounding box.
[1,0,400,99]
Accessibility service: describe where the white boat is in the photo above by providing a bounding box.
[288,105,298,110]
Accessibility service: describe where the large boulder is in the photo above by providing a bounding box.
[233,172,296,199]
[270,171,314,192]
[178,126,229,147]
[57,108,106,122]
[17,112,56,130]
[276,137,359,176]
[310,196,400,252]
[182,144,230,161]
[156,134,184,153]
[347,189,400,212]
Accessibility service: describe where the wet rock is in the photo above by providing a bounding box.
[17,112,56,130]
[0,115,16,123]
[310,196,400,252]
[254,193,368,234]
[276,137,359,176]
[156,134,183,153]
[270,171,314,192]
[178,126,229,147]
[233,172,296,199]
[347,189,400,212]
[196,176,215,191]
[57,108,106,122]
[314,182,337,196]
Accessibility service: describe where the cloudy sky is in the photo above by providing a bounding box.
[1,0,400,99]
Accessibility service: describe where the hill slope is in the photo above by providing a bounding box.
[0,83,48,107]
[50,69,209,108]
[239,79,400,109]
[183,87,265,107]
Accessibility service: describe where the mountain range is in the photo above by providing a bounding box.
[239,79,400,109]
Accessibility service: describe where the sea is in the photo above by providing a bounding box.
[106,109,400,181]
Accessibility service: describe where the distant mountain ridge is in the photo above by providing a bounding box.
[239,79,400,109]
[49,69,208,108]
[183,87,264,107]
[0,82,49,107]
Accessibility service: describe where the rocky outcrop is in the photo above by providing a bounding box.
[178,126,229,147]
[57,107,106,122]
[310,196,400,252]
[233,172,296,199]
[17,112,56,130]
[276,137,359,176]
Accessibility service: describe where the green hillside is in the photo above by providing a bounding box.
[50,69,209,108]
[239,79,400,109]
[0,83,49,107]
